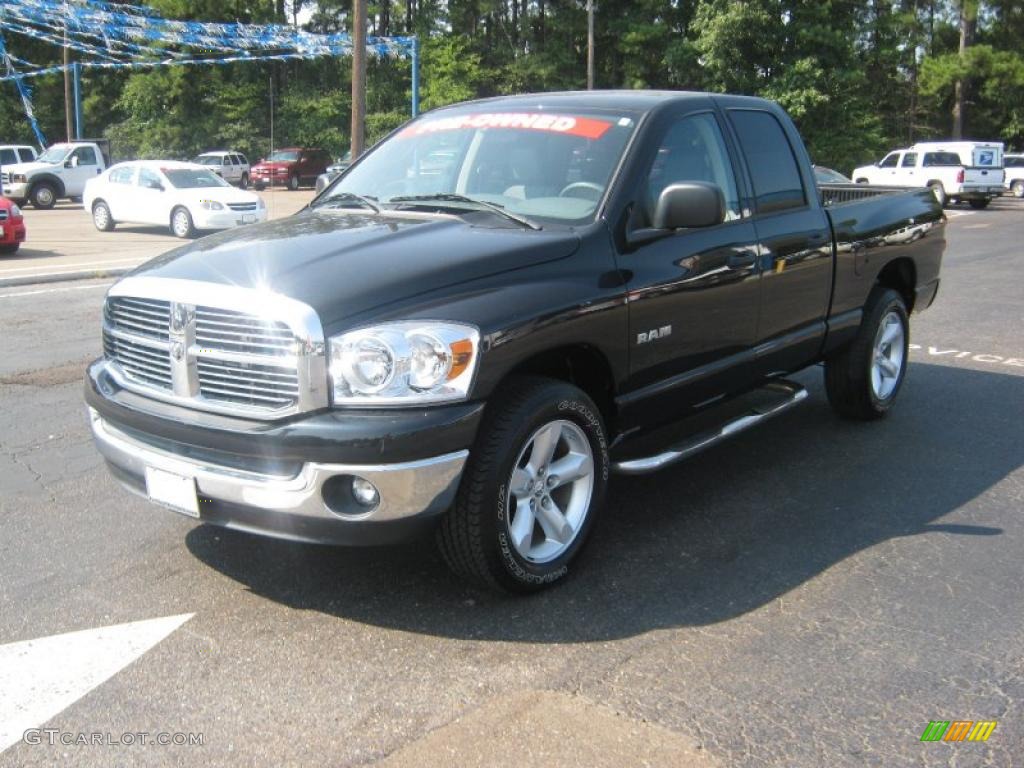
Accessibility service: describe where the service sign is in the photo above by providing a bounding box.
[399,112,616,140]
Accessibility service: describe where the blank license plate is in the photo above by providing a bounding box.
[145,466,199,518]
[240,214,255,224]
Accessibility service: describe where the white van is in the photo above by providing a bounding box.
[852,140,1005,208]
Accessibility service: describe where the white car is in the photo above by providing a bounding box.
[192,150,251,188]
[1004,154,1024,198]
[852,141,1005,208]
[84,160,267,238]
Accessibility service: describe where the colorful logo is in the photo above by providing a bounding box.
[920,720,997,742]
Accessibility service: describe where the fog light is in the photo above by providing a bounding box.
[351,477,380,508]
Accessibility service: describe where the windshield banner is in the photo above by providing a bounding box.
[399,113,615,140]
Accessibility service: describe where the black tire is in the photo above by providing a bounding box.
[254,181,266,191]
[170,206,196,238]
[239,172,249,189]
[437,376,610,593]
[288,173,300,191]
[969,198,990,209]
[0,243,19,255]
[825,288,910,421]
[928,181,946,207]
[30,182,57,210]
[92,200,115,231]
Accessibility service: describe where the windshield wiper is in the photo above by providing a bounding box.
[389,194,541,230]
[311,192,380,214]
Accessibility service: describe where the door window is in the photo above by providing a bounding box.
[138,168,163,189]
[18,148,35,162]
[901,153,918,168]
[879,153,900,168]
[642,112,741,224]
[728,109,806,213]
[0,149,14,165]
[109,166,134,184]
[71,146,97,166]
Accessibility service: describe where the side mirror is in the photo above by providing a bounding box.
[626,183,725,247]
[66,156,79,168]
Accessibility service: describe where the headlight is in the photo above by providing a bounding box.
[11,174,27,183]
[329,322,479,406]
[257,198,266,210]
[10,204,21,217]
[200,200,224,210]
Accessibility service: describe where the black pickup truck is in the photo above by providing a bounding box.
[86,91,944,592]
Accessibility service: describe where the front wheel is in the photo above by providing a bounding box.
[239,172,249,189]
[170,206,196,238]
[825,288,909,421]
[30,182,57,210]
[288,174,300,191]
[437,377,609,592]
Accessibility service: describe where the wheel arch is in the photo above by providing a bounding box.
[29,174,65,198]
[498,344,617,433]
[876,257,917,313]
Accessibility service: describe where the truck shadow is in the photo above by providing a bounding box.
[186,362,1022,642]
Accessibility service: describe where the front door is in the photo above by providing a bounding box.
[620,108,762,426]
[64,145,101,196]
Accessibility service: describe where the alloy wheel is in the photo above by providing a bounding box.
[506,419,595,563]
[871,310,905,400]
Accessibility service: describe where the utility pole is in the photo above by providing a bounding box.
[63,1,72,142]
[952,0,976,139]
[351,0,367,159]
[586,0,594,90]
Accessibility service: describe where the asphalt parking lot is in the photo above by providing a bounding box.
[0,188,315,286]
[0,199,1021,766]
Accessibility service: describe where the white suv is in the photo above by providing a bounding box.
[0,145,38,167]
[192,151,251,188]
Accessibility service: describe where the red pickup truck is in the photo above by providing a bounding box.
[0,196,26,254]
[251,148,332,191]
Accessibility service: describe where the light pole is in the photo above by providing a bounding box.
[351,0,367,159]
[586,0,594,90]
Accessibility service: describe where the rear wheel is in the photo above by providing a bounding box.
[969,198,990,209]
[170,206,196,238]
[0,244,19,255]
[1012,180,1024,198]
[92,200,115,231]
[928,181,946,207]
[825,288,909,421]
[437,377,609,592]
[288,173,300,191]
[239,172,249,189]
[30,182,57,210]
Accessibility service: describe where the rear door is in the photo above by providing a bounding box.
[724,106,833,378]
[620,103,762,424]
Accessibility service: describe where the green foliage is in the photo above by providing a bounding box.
[1,0,1023,165]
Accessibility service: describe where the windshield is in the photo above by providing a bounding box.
[267,150,300,162]
[814,166,850,183]
[38,144,72,164]
[163,169,230,189]
[322,110,638,225]
[194,156,223,166]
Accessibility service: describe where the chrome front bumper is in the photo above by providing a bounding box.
[89,408,468,542]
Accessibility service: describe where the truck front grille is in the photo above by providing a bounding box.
[101,281,327,419]
[1,172,9,184]
[227,203,258,212]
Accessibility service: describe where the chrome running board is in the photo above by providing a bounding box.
[612,380,808,475]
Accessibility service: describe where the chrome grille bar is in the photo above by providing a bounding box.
[101,276,328,419]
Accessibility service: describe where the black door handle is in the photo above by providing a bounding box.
[727,250,757,269]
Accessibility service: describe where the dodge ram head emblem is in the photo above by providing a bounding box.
[170,302,194,334]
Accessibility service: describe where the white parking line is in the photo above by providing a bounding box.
[0,614,194,754]
[0,256,144,275]
[0,282,113,300]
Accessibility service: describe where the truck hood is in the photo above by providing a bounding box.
[251,161,293,172]
[2,160,59,176]
[130,209,580,329]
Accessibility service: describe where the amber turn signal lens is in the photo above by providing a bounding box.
[447,339,474,380]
